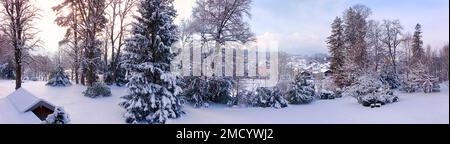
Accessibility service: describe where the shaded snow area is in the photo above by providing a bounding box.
[0,80,448,124]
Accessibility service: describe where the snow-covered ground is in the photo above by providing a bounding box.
[0,80,448,124]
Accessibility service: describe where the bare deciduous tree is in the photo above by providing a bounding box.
[380,19,403,73]
[1,0,40,89]
[191,0,255,76]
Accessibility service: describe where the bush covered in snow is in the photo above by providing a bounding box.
[46,66,72,87]
[228,89,253,107]
[285,74,315,104]
[345,73,399,107]
[43,107,71,124]
[182,77,235,108]
[83,82,112,98]
[319,90,335,100]
[182,77,209,108]
[249,87,288,109]
[208,77,235,104]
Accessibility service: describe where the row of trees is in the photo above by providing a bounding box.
[53,0,133,87]
[327,5,448,97]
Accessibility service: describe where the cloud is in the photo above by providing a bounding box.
[257,32,328,55]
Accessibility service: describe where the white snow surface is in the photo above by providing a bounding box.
[0,80,448,124]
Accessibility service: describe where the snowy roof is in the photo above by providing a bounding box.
[7,88,42,112]
[0,88,55,124]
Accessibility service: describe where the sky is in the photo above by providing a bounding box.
[33,0,449,55]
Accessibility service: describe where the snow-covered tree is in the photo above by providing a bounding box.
[0,62,15,79]
[411,24,424,65]
[327,17,347,88]
[47,66,72,87]
[268,87,288,109]
[120,0,184,124]
[83,82,112,98]
[379,19,403,89]
[401,62,440,93]
[343,5,371,76]
[43,107,71,124]
[1,0,40,89]
[191,0,254,76]
[285,73,315,104]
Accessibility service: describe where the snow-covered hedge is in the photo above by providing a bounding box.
[43,107,71,124]
[345,74,399,107]
[83,82,112,98]
[46,66,72,87]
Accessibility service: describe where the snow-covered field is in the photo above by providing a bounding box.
[0,80,448,124]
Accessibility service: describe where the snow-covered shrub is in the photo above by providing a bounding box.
[285,74,315,104]
[182,77,236,107]
[346,73,399,107]
[83,82,112,98]
[208,77,235,104]
[334,88,343,98]
[43,107,70,124]
[46,66,72,87]
[182,77,209,108]
[249,87,288,108]
[319,90,335,100]
[229,89,254,107]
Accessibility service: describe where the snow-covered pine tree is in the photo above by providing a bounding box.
[251,87,271,108]
[83,82,112,98]
[43,107,71,124]
[411,24,424,66]
[46,66,72,87]
[327,17,347,88]
[120,0,183,124]
[268,87,288,109]
[285,73,315,104]
[0,62,15,79]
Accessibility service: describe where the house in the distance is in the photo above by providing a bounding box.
[0,88,55,124]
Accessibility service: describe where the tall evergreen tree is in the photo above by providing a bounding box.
[120,0,183,124]
[411,24,424,66]
[327,17,347,88]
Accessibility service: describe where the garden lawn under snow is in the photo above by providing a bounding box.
[0,80,448,124]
